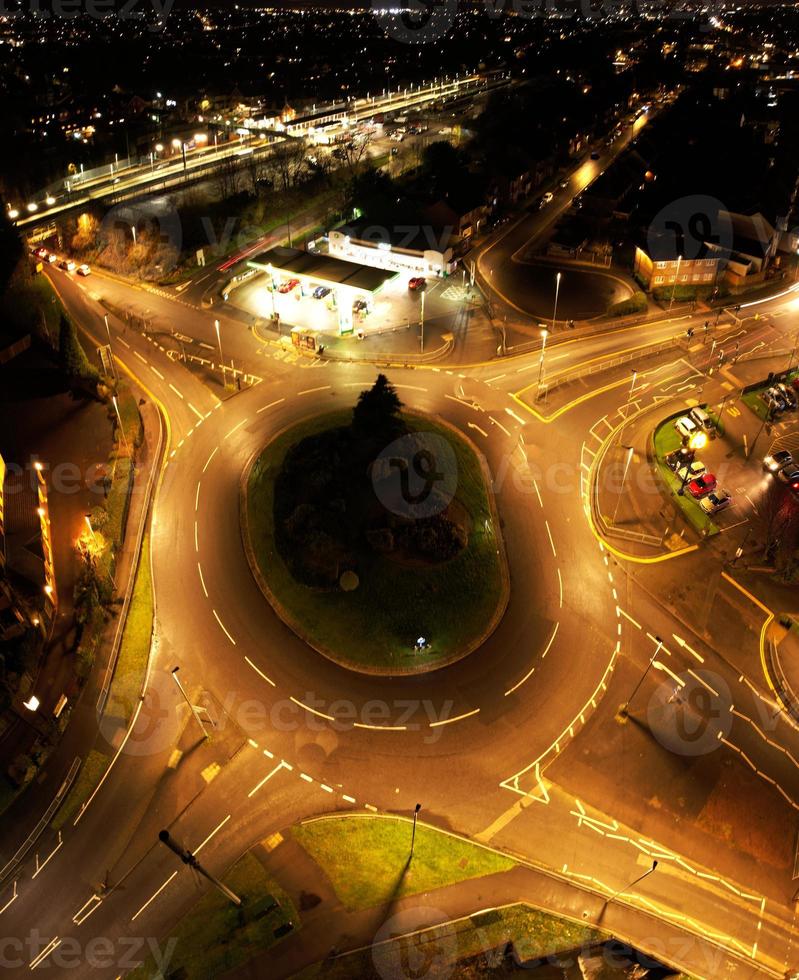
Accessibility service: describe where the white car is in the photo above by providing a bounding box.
[676,460,706,483]
[76,264,91,276]
[674,416,699,440]
[700,489,731,514]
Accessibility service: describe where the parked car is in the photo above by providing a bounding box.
[58,259,76,272]
[688,406,716,436]
[676,460,706,483]
[408,277,426,291]
[666,447,695,473]
[34,246,49,259]
[76,264,91,276]
[777,463,799,486]
[687,473,717,498]
[590,150,600,160]
[762,388,786,414]
[776,382,798,409]
[278,278,299,293]
[46,252,57,264]
[674,416,699,440]
[312,285,331,299]
[700,489,732,514]
[764,449,793,473]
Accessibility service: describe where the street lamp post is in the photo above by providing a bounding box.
[668,255,682,310]
[158,830,241,906]
[551,271,562,333]
[410,803,422,860]
[103,314,113,351]
[619,369,637,444]
[618,636,663,719]
[536,328,548,398]
[111,395,129,451]
[611,445,634,528]
[604,861,658,908]
[214,319,224,383]
[170,666,211,738]
[419,290,425,354]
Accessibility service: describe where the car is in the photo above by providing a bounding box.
[540,191,554,208]
[46,252,57,264]
[58,259,76,272]
[312,285,331,299]
[560,180,569,188]
[408,277,426,291]
[688,406,715,435]
[76,264,91,276]
[687,473,717,498]
[764,449,793,473]
[762,388,786,414]
[590,151,600,160]
[33,246,49,259]
[776,464,799,486]
[674,415,699,440]
[776,382,798,409]
[666,447,695,472]
[676,460,706,483]
[278,278,299,293]
[700,489,732,514]
[353,299,368,313]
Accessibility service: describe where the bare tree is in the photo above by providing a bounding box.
[269,136,308,193]
[215,154,242,200]
[243,151,270,196]
[332,130,374,182]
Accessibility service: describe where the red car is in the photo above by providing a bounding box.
[278,278,300,294]
[408,277,426,291]
[688,473,717,498]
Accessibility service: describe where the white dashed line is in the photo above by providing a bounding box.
[169,383,184,399]
[212,609,236,646]
[188,402,204,421]
[197,562,208,597]
[150,365,164,380]
[202,447,219,473]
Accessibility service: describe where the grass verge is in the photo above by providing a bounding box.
[293,815,515,912]
[51,749,111,830]
[127,852,297,980]
[105,534,153,723]
[246,409,506,671]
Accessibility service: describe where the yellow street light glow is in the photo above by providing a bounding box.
[34,461,43,471]
[27,202,38,212]
[36,506,45,518]
[171,138,182,149]
[23,695,40,712]
[45,196,55,206]
[8,208,19,219]
[689,432,708,450]
[44,584,53,596]
[155,142,164,152]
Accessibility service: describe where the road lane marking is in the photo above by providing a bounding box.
[131,872,178,921]
[213,609,236,645]
[194,814,231,854]
[545,520,557,558]
[197,562,208,598]
[504,622,560,696]
[557,568,563,608]
[428,708,480,727]
[394,384,428,392]
[202,446,219,473]
[188,402,204,421]
[467,422,488,438]
[117,336,130,348]
[30,937,61,970]
[248,761,290,798]
[225,417,248,440]
[0,880,17,916]
[134,350,147,364]
[195,481,201,511]
[150,365,165,380]
[194,521,198,552]
[617,608,642,629]
[244,655,276,687]
[168,383,184,399]
[505,407,526,426]
[31,831,63,879]
[289,696,335,721]
[489,415,511,437]
[353,722,407,732]
[257,398,286,413]
[297,385,330,396]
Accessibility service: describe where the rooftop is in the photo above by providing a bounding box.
[247,246,398,294]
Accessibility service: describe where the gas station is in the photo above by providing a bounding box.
[246,246,399,337]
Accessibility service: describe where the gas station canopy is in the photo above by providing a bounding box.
[247,246,398,296]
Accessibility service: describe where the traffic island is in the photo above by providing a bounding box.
[241,377,508,674]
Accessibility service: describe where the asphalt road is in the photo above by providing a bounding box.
[3,224,799,979]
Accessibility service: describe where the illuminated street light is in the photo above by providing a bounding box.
[45,196,55,206]
[668,254,683,310]
[688,431,707,451]
[23,696,40,712]
[27,202,38,212]
[536,327,549,398]
[8,208,19,220]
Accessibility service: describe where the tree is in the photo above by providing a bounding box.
[269,136,308,193]
[0,203,23,293]
[352,374,403,442]
[332,131,374,183]
[58,313,99,395]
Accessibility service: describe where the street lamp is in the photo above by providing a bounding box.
[410,803,422,860]
[604,860,658,908]
[537,328,549,397]
[171,667,211,738]
[668,254,682,310]
[111,395,129,451]
[551,271,562,333]
[618,636,663,719]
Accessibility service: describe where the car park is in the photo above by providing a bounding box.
[278,278,299,293]
[676,460,706,483]
[76,264,91,276]
[700,489,732,514]
[764,449,793,473]
[687,473,717,498]
[674,416,699,440]
[408,277,426,291]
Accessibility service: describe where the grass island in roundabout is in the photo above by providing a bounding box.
[242,375,509,674]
